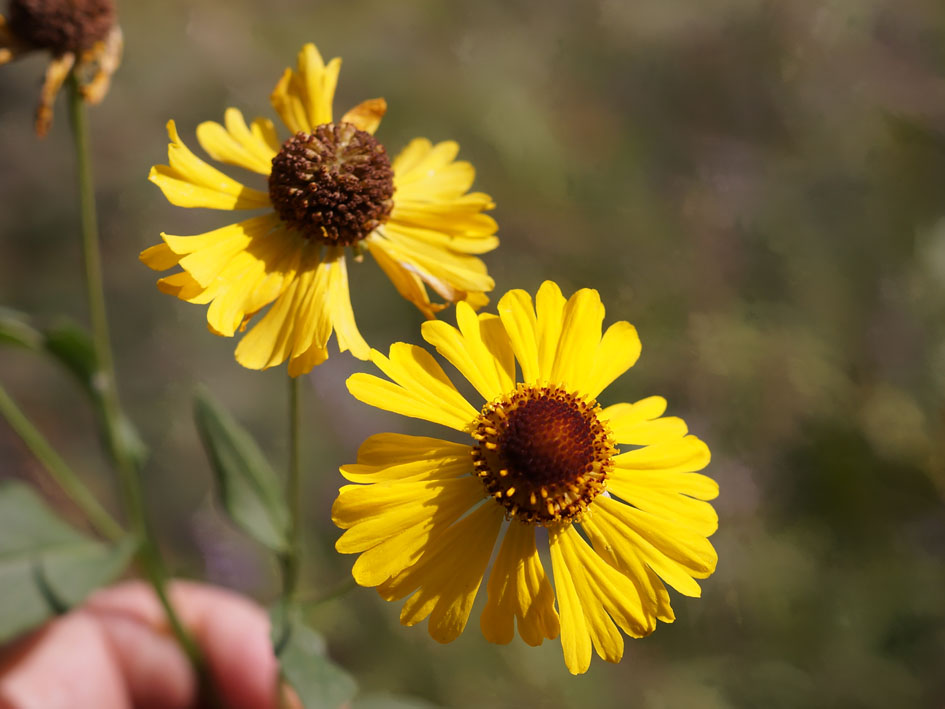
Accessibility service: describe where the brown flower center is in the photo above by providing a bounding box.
[471,384,615,526]
[268,123,394,246]
[8,0,115,54]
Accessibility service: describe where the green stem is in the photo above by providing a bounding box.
[0,384,124,542]
[282,376,303,601]
[65,77,203,670]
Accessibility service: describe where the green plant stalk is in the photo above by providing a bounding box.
[0,384,124,542]
[65,77,203,669]
[282,376,303,603]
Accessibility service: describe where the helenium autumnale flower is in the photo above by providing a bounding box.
[141,43,498,376]
[0,0,123,136]
[333,281,719,674]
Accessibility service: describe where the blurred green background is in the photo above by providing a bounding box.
[2,0,945,706]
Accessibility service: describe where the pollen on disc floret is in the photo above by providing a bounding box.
[471,383,616,526]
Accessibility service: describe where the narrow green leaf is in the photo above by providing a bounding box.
[194,387,289,552]
[0,482,136,643]
[278,615,357,709]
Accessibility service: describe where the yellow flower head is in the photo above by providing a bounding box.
[141,43,498,376]
[0,0,122,136]
[333,281,719,674]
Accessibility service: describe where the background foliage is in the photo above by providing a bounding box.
[2,0,944,706]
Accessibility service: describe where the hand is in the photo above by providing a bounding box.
[0,580,299,709]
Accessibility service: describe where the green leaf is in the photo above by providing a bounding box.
[0,481,136,643]
[0,312,148,469]
[277,612,357,709]
[194,387,289,552]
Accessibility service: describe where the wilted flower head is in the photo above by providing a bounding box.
[0,0,122,135]
[142,43,498,376]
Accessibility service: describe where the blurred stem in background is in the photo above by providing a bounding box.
[0,383,124,542]
[65,75,203,670]
[281,376,303,607]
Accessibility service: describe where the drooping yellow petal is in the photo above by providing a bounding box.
[376,221,498,256]
[390,198,498,240]
[340,433,473,483]
[270,43,340,133]
[421,302,514,401]
[172,214,281,287]
[581,513,665,627]
[497,289,540,384]
[232,247,319,370]
[377,227,495,298]
[480,522,559,647]
[325,247,369,359]
[149,121,270,210]
[286,256,334,376]
[379,503,504,644]
[366,238,445,320]
[584,321,642,400]
[347,344,479,432]
[593,496,717,596]
[548,527,592,675]
[196,107,278,175]
[341,98,386,135]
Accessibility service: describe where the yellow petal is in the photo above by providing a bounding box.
[325,247,369,359]
[341,98,387,135]
[497,289,540,384]
[149,121,270,210]
[196,107,278,175]
[581,513,664,625]
[139,243,180,271]
[270,43,340,133]
[233,248,318,370]
[390,199,498,239]
[376,221,498,255]
[377,227,494,298]
[383,503,503,643]
[366,238,444,319]
[548,527,592,675]
[585,321,642,400]
[480,522,559,647]
[593,496,718,596]
[612,435,711,475]
[536,281,566,381]
[340,433,473,483]
[346,344,479,432]
[550,288,605,394]
[606,476,719,536]
[420,302,513,402]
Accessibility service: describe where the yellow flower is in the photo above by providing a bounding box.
[141,43,498,376]
[0,0,123,136]
[333,281,719,674]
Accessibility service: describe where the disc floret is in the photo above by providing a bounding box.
[268,122,395,246]
[471,384,616,526]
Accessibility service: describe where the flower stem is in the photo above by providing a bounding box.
[0,383,124,542]
[282,375,303,601]
[64,76,203,670]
